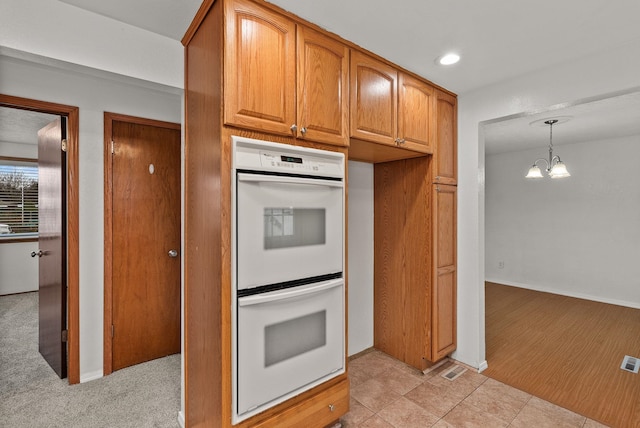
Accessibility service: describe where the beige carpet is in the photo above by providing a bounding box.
[0,292,181,428]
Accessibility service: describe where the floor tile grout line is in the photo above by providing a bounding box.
[436,373,490,425]
[506,393,533,427]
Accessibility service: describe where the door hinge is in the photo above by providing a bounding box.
[61,139,68,152]
[111,140,115,155]
[61,329,68,342]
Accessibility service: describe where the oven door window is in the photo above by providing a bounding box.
[237,173,343,289]
[264,208,325,249]
[236,279,344,418]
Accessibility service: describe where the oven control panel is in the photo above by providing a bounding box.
[233,136,344,179]
[259,151,337,175]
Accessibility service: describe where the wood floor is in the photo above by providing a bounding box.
[484,282,640,428]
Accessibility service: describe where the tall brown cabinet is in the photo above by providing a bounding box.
[182,0,457,425]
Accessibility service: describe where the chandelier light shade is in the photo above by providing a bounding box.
[525,119,571,179]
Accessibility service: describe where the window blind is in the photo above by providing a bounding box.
[0,158,38,236]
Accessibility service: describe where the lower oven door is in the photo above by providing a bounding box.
[235,278,344,421]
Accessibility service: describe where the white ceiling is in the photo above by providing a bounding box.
[56,0,640,95]
[484,90,640,155]
[5,1,640,152]
[0,107,58,146]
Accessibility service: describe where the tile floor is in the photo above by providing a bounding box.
[340,350,608,428]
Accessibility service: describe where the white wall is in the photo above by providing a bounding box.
[0,141,37,158]
[347,161,374,356]
[0,0,183,88]
[0,241,38,295]
[485,135,640,308]
[0,52,182,382]
[0,142,39,295]
[456,39,640,370]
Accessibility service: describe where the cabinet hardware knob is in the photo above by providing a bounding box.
[168,249,179,258]
[290,124,297,134]
[31,250,44,258]
[328,404,335,412]
[300,127,307,136]
[395,138,405,145]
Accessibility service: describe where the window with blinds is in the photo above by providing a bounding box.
[0,157,38,238]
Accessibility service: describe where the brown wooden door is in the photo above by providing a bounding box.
[296,25,349,146]
[224,0,296,135]
[350,51,398,146]
[111,119,181,371]
[398,72,435,154]
[433,90,457,185]
[431,183,457,361]
[37,117,67,378]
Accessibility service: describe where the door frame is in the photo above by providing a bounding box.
[0,94,80,384]
[103,112,182,375]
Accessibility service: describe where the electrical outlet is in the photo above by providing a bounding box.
[498,261,504,269]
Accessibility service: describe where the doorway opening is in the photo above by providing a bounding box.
[0,94,80,384]
[481,88,640,426]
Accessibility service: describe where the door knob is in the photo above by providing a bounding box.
[31,250,44,258]
[168,249,179,258]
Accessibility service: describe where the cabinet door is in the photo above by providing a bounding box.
[433,90,457,184]
[297,26,349,146]
[224,0,296,135]
[350,51,397,146]
[431,184,456,361]
[397,73,434,154]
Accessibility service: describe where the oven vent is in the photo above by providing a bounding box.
[441,365,467,381]
[621,355,639,373]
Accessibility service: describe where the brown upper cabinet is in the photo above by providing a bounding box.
[350,50,435,154]
[224,0,349,146]
[433,90,457,184]
[296,26,350,146]
[224,0,296,136]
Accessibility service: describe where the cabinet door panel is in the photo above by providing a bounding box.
[433,268,456,359]
[432,184,456,361]
[225,0,296,135]
[434,91,457,184]
[350,51,397,146]
[435,185,456,267]
[297,26,349,146]
[398,73,434,153]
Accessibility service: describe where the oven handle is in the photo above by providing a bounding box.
[238,278,343,306]
[237,173,343,188]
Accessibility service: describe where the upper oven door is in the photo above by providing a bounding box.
[236,172,343,290]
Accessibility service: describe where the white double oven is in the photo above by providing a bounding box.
[231,136,345,423]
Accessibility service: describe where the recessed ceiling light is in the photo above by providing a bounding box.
[437,53,460,66]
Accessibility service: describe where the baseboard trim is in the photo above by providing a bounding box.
[79,369,103,383]
[485,278,640,310]
[177,410,185,428]
[478,360,488,373]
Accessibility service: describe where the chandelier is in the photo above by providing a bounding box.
[525,119,571,179]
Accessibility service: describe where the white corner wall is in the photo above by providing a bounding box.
[455,39,640,369]
[485,136,640,308]
[0,0,183,88]
[0,52,182,382]
[347,161,374,356]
